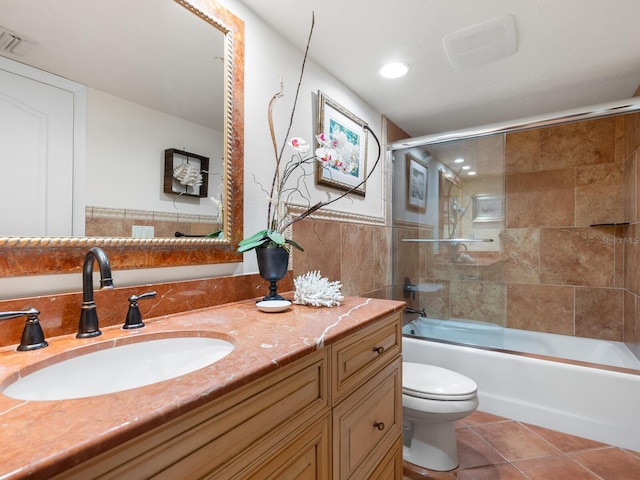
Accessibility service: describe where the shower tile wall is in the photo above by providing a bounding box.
[621,111,640,359]
[396,112,640,359]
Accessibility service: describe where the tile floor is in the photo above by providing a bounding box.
[403,411,640,480]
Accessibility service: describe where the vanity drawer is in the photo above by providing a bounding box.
[331,312,401,403]
[332,357,402,480]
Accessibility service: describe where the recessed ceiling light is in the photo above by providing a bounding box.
[379,61,410,79]
[462,165,471,170]
[468,171,477,175]
[454,158,465,163]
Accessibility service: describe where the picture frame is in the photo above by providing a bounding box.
[406,154,428,212]
[472,193,503,222]
[163,148,209,198]
[315,91,368,195]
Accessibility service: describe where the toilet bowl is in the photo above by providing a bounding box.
[402,362,479,471]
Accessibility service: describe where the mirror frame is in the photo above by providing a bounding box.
[0,0,244,277]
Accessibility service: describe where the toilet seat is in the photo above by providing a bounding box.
[403,362,477,401]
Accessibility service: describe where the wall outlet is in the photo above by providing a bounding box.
[132,225,154,238]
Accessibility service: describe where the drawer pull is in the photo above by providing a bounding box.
[373,421,385,431]
[372,346,385,355]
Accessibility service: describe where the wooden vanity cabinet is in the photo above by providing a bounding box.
[52,311,402,480]
[331,312,403,479]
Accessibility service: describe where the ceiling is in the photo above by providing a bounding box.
[238,0,640,138]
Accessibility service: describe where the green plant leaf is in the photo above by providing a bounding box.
[237,237,269,252]
[238,229,268,247]
[285,238,304,251]
[266,230,286,245]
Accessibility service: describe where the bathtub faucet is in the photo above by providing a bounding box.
[405,307,426,317]
[403,277,419,300]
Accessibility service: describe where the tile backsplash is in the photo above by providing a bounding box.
[0,272,293,349]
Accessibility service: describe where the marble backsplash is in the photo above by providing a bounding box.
[0,272,293,349]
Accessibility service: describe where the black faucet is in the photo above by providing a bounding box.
[77,247,114,338]
[403,277,419,301]
[405,306,426,317]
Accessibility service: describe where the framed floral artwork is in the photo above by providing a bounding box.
[406,154,428,212]
[315,91,368,195]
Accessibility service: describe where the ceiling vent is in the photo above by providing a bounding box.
[0,26,33,57]
[443,15,517,69]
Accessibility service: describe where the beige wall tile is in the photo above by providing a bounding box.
[540,227,614,287]
[505,129,540,174]
[635,295,640,359]
[615,115,626,164]
[575,287,623,341]
[575,162,624,226]
[371,225,392,292]
[506,169,575,228]
[623,112,640,159]
[614,225,626,288]
[394,227,426,286]
[476,134,505,176]
[417,280,451,319]
[624,223,640,296]
[340,223,375,296]
[292,219,341,283]
[539,118,616,169]
[507,284,574,335]
[451,280,506,325]
[501,228,540,284]
[624,153,637,223]
[635,154,640,222]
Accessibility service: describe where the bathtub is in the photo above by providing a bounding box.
[403,331,640,451]
[403,316,640,369]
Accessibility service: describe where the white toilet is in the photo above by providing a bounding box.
[402,362,479,471]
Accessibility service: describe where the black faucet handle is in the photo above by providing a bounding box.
[0,307,48,351]
[123,291,157,329]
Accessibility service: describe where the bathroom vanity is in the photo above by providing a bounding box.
[0,296,404,479]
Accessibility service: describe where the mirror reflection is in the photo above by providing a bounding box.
[0,0,226,239]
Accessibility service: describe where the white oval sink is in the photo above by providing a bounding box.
[2,336,235,401]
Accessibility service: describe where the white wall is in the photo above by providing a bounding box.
[87,88,224,216]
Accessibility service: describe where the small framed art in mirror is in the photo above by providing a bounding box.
[164,148,210,198]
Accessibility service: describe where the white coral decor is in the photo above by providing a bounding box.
[294,271,344,307]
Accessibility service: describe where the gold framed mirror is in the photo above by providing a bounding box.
[0,0,244,276]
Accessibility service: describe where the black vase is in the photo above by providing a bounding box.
[255,247,289,301]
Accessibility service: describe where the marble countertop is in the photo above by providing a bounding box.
[0,295,404,479]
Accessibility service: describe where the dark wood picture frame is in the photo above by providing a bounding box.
[164,148,210,198]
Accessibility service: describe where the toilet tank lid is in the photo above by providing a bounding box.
[403,362,477,398]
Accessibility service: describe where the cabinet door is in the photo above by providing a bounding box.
[365,437,403,480]
[238,415,331,480]
[333,358,402,480]
[331,312,401,404]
